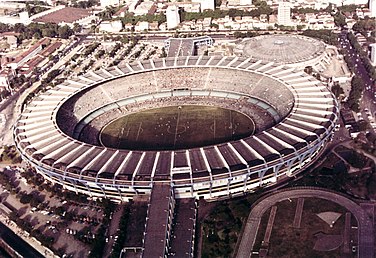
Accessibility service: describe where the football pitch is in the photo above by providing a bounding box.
[99,105,255,150]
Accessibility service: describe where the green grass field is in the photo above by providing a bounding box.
[99,105,255,150]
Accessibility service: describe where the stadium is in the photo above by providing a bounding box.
[234,34,333,71]
[14,55,338,202]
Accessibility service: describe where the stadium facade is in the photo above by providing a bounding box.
[14,56,338,202]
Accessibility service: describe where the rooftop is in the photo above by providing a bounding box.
[234,34,326,64]
[33,7,92,24]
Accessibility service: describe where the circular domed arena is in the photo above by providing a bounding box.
[234,34,330,68]
[14,56,338,202]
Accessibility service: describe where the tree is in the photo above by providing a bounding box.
[347,76,364,112]
[98,6,116,20]
[334,12,347,27]
[73,23,82,33]
[331,83,344,98]
[58,25,73,39]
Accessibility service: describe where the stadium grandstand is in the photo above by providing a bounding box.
[14,55,338,203]
[165,36,213,57]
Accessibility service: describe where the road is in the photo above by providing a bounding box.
[338,30,375,116]
[0,222,44,258]
[236,187,374,258]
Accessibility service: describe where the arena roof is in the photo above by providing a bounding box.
[234,35,327,65]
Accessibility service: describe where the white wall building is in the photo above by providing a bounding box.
[240,0,253,5]
[328,0,368,5]
[100,0,119,7]
[166,5,180,29]
[278,2,291,26]
[192,0,215,11]
[99,20,123,32]
[133,1,156,16]
[370,0,376,18]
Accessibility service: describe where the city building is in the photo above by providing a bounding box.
[32,7,96,28]
[174,2,201,13]
[0,11,31,25]
[278,1,291,26]
[134,21,150,31]
[7,38,49,70]
[133,1,157,16]
[0,70,13,92]
[166,5,180,29]
[99,20,123,33]
[240,0,253,5]
[127,0,142,13]
[193,0,215,11]
[370,0,376,17]
[328,0,368,5]
[100,0,120,7]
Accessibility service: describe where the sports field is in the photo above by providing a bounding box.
[99,105,255,151]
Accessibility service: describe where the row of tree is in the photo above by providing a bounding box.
[0,22,74,41]
[347,76,364,112]
[302,29,338,45]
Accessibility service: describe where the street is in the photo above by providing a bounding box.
[0,221,44,258]
[338,29,375,116]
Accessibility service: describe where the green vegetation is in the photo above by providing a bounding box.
[335,145,370,169]
[302,29,338,45]
[0,145,22,164]
[233,31,259,39]
[109,43,121,58]
[25,3,48,16]
[100,105,255,151]
[292,7,319,14]
[110,206,130,258]
[352,17,376,37]
[181,5,272,23]
[201,197,255,258]
[89,199,115,258]
[83,42,100,56]
[118,13,166,25]
[8,211,56,247]
[331,83,344,99]
[71,0,98,9]
[347,76,364,112]
[333,12,347,27]
[257,198,348,258]
[347,32,376,82]
[338,4,358,13]
[0,22,73,41]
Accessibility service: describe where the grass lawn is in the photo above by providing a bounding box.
[100,105,255,150]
